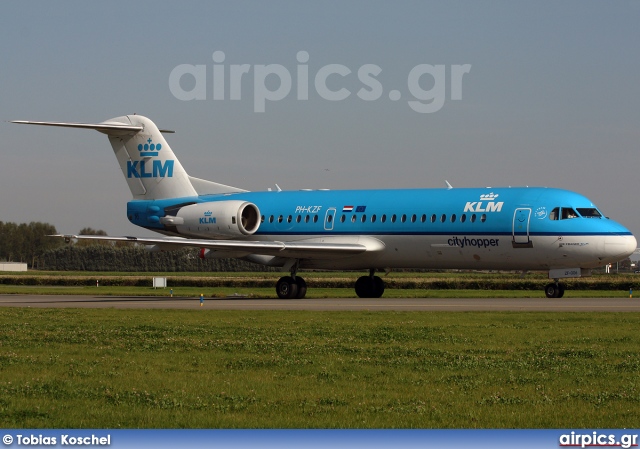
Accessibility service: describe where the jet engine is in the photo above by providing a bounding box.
[170,200,261,238]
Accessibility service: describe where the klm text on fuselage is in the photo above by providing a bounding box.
[463,201,503,213]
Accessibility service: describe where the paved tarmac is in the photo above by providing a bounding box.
[1,294,640,311]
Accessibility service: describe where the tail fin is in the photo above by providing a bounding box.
[12,115,244,200]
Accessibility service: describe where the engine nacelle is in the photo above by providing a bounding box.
[174,200,260,238]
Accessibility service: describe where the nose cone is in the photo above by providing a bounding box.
[605,234,637,261]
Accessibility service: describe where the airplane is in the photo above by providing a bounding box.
[11,115,637,299]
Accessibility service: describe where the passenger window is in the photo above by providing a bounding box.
[313,215,318,223]
[391,215,397,223]
[480,214,487,223]
[441,214,446,223]
[431,214,436,223]
[287,215,292,223]
[411,214,417,223]
[296,215,301,223]
[421,214,426,223]
[278,215,283,223]
[305,215,310,223]
[361,215,367,222]
[549,207,559,221]
[401,214,406,223]
[471,214,476,223]
[381,214,387,223]
[340,215,346,223]
[352,215,357,223]
[261,215,265,223]
[269,215,274,223]
[327,215,332,223]
[371,214,377,223]
[451,214,456,223]
[460,214,466,223]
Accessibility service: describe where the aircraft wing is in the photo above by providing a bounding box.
[51,234,384,259]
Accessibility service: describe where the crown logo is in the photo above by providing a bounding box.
[137,138,162,157]
[480,192,499,200]
[203,211,213,217]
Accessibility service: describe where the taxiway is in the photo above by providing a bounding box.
[1,295,640,311]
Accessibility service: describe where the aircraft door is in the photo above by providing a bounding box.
[512,208,532,245]
[324,208,336,231]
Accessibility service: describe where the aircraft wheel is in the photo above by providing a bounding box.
[276,276,299,299]
[544,283,561,298]
[295,277,307,299]
[372,276,385,298]
[355,276,373,298]
[355,276,385,298]
[557,283,565,298]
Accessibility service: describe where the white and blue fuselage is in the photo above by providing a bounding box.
[128,186,635,272]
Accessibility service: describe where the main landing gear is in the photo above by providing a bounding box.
[355,269,385,298]
[275,266,385,299]
[276,275,307,299]
[275,260,308,299]
[544,280,565,298]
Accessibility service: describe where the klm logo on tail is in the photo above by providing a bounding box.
[127,160,174,178]
[138,138,162,156]
[126,138,174,178]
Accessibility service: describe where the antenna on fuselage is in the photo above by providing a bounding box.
[445,180,453,190]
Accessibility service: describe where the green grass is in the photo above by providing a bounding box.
[0,308,639,428]
[0,270,637,297]
[0,284,634,298]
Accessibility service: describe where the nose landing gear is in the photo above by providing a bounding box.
[544,281,565,298]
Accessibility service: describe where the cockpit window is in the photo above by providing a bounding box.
[577,208,602,218]
[550,207,582,220]
[561,208,578,219]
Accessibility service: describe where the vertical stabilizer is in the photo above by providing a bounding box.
[12,115,246,200]
[12,115,250,200]
[104,115,197,200]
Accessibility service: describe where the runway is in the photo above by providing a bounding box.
[1,294,640,311]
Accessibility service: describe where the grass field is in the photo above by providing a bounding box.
[0,284,635,298]
[0,270,637,297]
[1,308,639,428]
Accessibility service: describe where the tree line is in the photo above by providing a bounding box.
[0,221,273,272]
[40,245,274,272]
[0,221,63,266]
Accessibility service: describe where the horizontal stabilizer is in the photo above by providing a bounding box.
[11,120,143,136]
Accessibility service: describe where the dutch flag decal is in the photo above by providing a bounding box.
[342,206,354,212]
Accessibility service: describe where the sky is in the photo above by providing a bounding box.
[1,1,639,239]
